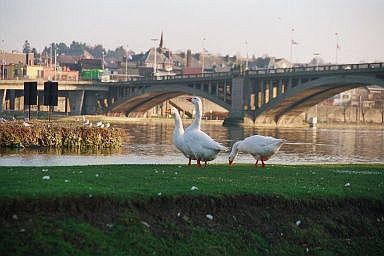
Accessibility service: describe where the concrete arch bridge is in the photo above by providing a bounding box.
[107,62,384,126]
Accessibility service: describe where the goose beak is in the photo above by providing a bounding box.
[186,97,192,102]
[228,160,233,166]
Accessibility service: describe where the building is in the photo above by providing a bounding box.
[1,51,34,65]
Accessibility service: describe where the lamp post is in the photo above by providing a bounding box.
[125,45,128,81]
[335,32,340,64]
[245,40,249,71]
[1,39,5,80]
[54,44,57,80]
[102,50,105,72]
[290,28,294,64]
[201,37,206,74]
[151,38,158,76]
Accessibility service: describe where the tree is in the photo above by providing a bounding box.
[69,41,85,56]
[31,48,40,64]
[341,101,349,123]
[23,40,31,53]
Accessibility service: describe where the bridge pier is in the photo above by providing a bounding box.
[67,91,84,115]
[8,89,15,111]
[223,77,251,126]
[0,89,5,112]
[83,92,97,115]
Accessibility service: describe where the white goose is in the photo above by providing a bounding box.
[169,107,196,165]
[228,135,286,167]
[184,96,226,166]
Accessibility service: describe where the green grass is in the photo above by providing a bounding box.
[1,164,384,255]
[0,164,383,200]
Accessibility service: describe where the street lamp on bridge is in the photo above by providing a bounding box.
[202,37,206,74]
[151,38,159,76]
[245,40,249,71]
[125,45,128,81]
[1,39,5,80]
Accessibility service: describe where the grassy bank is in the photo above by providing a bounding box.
[1,164,383,255]
[0,164,383,200]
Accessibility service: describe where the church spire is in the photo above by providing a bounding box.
[159,31,163,49]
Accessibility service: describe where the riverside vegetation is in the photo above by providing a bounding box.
[0,121,123,149]
[0,164,383,255]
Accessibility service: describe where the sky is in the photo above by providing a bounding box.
[0,0,383,64]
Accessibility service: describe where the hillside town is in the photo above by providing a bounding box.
[1,35,383,124]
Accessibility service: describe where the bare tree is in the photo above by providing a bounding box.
[342,101,350,123]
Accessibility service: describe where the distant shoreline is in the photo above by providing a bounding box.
[56,115,384,130]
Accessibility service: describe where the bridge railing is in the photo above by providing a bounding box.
[129,71,232,82]
[127,62,383,82]
[247,62,383,76]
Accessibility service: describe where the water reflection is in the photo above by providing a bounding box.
[1,121,383,166]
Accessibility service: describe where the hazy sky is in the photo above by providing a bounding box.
[1,0,383,63]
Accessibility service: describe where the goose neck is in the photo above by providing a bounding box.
[191,101,202,129]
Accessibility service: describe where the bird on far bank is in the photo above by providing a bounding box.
[169,107,196,165]
[22,121,32,127]
[184,96,227,167]
[228,135,286,167]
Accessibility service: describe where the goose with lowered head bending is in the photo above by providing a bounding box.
[228,135,286,167]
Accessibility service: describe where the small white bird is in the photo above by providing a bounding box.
[105,122,111,128]
[96,121,103,127]
[228,135,286,167]
[23,121,31,127]
[83,119,90,126]
[184,97,227,167]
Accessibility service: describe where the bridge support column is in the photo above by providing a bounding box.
[0,89,5,112]
[277,80,283,97]
[68,91,84,115]
[83,91,97,115]
[8,89,15,111]
[223,77,249,126]
[269,79,273,102]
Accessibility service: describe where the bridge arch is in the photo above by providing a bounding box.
[108,83,231,116]
[253,74,384,124]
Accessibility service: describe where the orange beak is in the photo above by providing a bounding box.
[166,109,171,114]
[228,160,233,166]
[186,97,192,102]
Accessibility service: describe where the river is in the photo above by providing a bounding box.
[0,122,383,166]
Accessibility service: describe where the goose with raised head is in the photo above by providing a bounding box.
[228,135,286,167]
[184,96,227,166]
[169,107,195,165]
